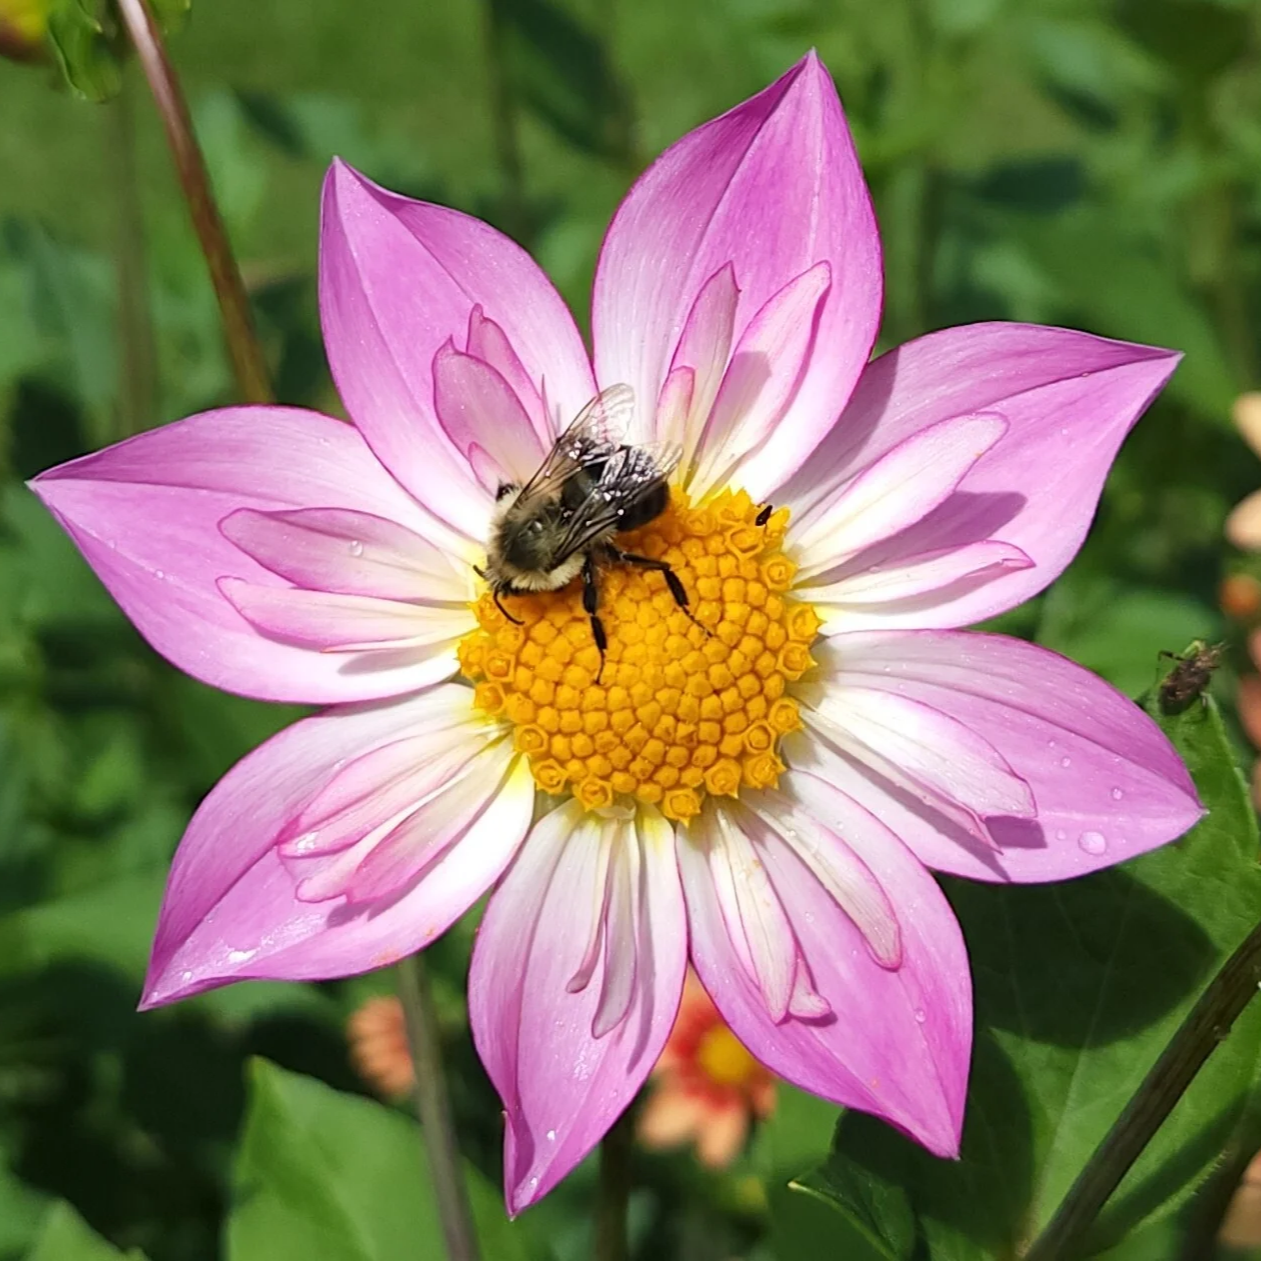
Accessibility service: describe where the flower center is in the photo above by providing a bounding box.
[458,488,819,822]
[695,1023,761,1089]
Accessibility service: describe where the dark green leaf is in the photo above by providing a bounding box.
[816,686,1261,1256]
[227,1059,535,1261]
[492,0,636,165]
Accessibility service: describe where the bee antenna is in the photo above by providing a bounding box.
[493,588,524,626]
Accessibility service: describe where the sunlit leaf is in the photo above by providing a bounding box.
[813,684,1261,1256]
[227,1059,536,1261]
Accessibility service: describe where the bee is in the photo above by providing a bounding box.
[479,384,697,676]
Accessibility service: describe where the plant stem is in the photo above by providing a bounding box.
[595,1110,633,1261]
[114,0,272,404]
[395,953,481,1261]
[1024,918,1261,1261]
[109,73,158,437]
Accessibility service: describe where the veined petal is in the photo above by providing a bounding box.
[800,632,1203,882]
[662,263,739,461]
[220,507,469,603]
[27,408,464,704]
[218,579,470,663]
[466,305,551,449]
[470,802,686,1214]
[594,52,881,480]
[320,160,595,538]
[142,689,534,1005]
[432,341,549,491]
[691,263,831,498]
[792,413,1007,579]
[680,786,970,1157]
[777,324,1180,625]
[802,541,1033,634]
[805,683,1035,848]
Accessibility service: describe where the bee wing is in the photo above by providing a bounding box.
[512,384,635,505]
[555,441,682,557]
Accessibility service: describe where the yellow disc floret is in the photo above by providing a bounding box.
[458,489,819,822]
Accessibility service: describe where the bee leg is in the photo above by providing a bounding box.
[493,587,524,626]
[581,555,608,682]
[605,547,710,636]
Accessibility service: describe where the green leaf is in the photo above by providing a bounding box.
[790,1158,914,1260]
[815,687,1261,1257]
[0,869,166,981]
[47,0,190,102]
[228,1059,536,1261]
[492,0,636,165]
[47,0,123,102]
[26,1201,148,1260]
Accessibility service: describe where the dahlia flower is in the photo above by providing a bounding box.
[30,53,1200,1212]
[637,971,776,1169]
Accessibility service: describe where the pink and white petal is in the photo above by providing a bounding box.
[791,414,1007,579]
[220,508,469,603]
[432,343,549,490]
[777,324,1181,625]
[320,161,595,537]
[466,306,551,448]
[801,541,1033,634]
[219,579,471,658]
[690,263,832,498]
[593,52,881,475]
[664,263,739,459]
[680,790,970,1157]
[806,684,1036,828]
[141,690,534,1005]
[470,803,687,1214]
[28,408,463,704]
[804,631,1203,882]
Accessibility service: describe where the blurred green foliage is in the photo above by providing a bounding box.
[1,0,1261,1257]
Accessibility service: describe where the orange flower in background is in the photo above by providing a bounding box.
[1224,393,1261,807]
[637,972,776,1169]
[1227,394,1261,551]
[347,995,414,1099]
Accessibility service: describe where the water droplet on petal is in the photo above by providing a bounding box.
[1060,756,1072,768]
[155,569,165,579]
[1055,829,1067,843]
[1111,787,1124,801]
[913,1008,926,1024]
[1078,831,1107,856]
[349,540,364,557]
[227,948,256,964]
[546,1129,556,1142]
[1047,739,1057,749]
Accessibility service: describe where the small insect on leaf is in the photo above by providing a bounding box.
[1158,640,1225,715]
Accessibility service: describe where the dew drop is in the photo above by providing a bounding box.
[1111,787,1124,801]
[155,569,165,579]
[1078,830,1108,856]
[180,970,194,983]
[913,1008,926,1024]
[227,948,257,964]
[1047,739,1057,749]
[1055,829,1067,843]
[349,540,364,557]
[1059,756,1072,768]
[546,1129,557,1143]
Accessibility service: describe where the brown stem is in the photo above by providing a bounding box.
[1024,918,1261,1261]
[115,0,272,404]
[395,953,481,1261]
